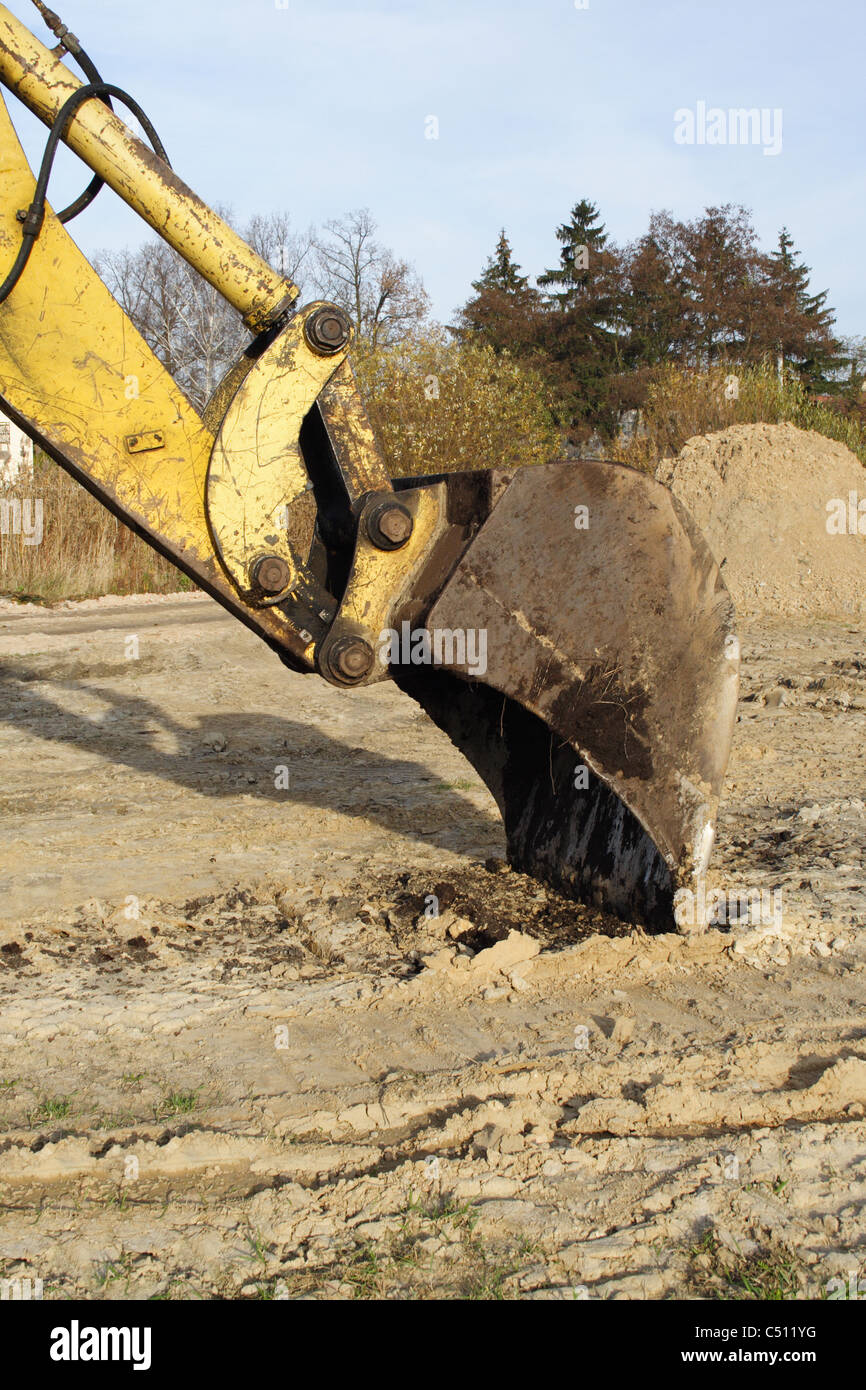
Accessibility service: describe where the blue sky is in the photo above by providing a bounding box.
[6,0,865,334]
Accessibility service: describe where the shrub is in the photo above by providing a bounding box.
[352,330,560,477]
[608,360,866,470]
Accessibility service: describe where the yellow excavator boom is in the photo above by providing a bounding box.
[0,2,739,931]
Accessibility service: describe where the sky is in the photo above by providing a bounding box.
[5,0,864,335]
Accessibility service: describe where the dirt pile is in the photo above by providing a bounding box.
[656,422,866,618]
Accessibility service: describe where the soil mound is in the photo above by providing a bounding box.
[656,422,866,617]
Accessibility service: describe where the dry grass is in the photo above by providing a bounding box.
[0,453,192,603]
[686,1229,804,1301]
[608,361,866,471]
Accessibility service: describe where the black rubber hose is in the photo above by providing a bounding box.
[55,42,111,225]
[0,81,171,305]
[55,46,170,223]
[27,2,170,224]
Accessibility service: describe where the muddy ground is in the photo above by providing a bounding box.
[0,593,864,1300]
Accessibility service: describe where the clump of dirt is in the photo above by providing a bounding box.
[656,422,866,618]
[371,859,632,954]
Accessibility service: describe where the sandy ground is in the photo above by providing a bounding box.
[0,592,864,1301]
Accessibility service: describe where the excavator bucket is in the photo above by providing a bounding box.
[394,460,739,930]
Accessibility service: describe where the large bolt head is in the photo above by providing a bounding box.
[366,500,414,550]
[327,636,375,684]
[304,305,351,355]
[253,554,291,595]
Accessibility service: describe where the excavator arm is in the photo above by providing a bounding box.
[0,3,739,930]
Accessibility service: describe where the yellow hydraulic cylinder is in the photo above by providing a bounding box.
[0,4,297,332]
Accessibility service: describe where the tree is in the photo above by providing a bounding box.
[762,227,844,387]
[535,199,624,433]
[96,236,246,409]
[473,229,531,296]
[671,204,766,367]
[455,229,541,354]
[627,208,843,382]
[311,209,429,346]
[454,199,851,441]
[95,207,308,410]
[245,211,316,293]
[538,198,613,308]
[96,205,408,408]
[619,217,691,368]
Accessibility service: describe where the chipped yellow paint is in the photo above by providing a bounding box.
[340,488,444,629]
[323,484,447,683]
[0,90,314,666]
[0,5,296,332]
[0,8,408,671]
[317,360,392,498]
[0,94,214,562]
[206,304,350,598]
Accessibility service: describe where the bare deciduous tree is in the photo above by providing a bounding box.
[96,208,429,404]
[245,211,316,292]
[95,238,245,410]
[311,208,429,346]
[96,209,319,409]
